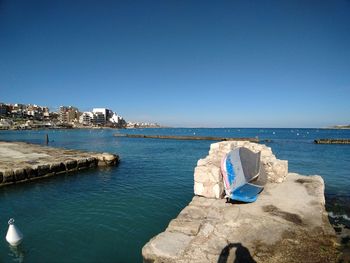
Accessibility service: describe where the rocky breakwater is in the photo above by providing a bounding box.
[142,141,339,262]
[0,141,119,186]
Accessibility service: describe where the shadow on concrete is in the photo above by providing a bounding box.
[218,243,256,263]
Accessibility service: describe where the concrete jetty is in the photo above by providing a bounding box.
[314,139,350,144]
[142,141,339,262]
[114,134,259,143]
[0,141,119,187]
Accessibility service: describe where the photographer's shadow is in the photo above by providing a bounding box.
[218,243,256,263]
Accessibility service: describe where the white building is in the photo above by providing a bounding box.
[109,112,123,124]
[79,112,95,126]
[78,108,125,127]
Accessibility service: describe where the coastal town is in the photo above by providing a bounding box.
[0,102,160,130]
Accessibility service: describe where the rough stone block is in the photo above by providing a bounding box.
[37,164,50,176]
[25,167,38,179]
[194,167,210,183]
[87,157,98,168]
[14,168,27,181]
[142,232,193,263]
[50,162,66,174]
[65,160,77,171]
[77,159,88,170]
[210,166,221,182]
[194,182,204,196]
[167,219,202,236]
[197,158,208,166]
[2,169,14,183]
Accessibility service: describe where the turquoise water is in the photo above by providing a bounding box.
[0,128,349,262]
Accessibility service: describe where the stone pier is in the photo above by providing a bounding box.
[0,141,119,186]
[142,141,339,262]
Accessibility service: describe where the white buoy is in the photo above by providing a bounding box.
[6,218,23,246]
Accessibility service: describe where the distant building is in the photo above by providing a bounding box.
[79,112,95,126]
[10,103,26,118]
[59,106,80,123]
[0,103,9,116]
[43,107,50,119]
[92,108,110,125]
[0,119,12,129]
[109,113,121,123]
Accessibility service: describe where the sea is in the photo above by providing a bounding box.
[0,128,349,262]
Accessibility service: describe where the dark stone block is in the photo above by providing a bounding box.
[65,160,77,171]
[37,164,50,176]
[50,162,66,174]
[2,170,14,183]
[14,168,27,181]
[77,159,88,170]
[87,157,98,168]
[25,167,38,179]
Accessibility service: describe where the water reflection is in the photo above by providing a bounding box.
[8,244,25,263]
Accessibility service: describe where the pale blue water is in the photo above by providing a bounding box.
[0,128,349,262]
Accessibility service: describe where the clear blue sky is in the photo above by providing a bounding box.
[1,0,349,127]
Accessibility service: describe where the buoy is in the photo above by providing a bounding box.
[6,218,23,246]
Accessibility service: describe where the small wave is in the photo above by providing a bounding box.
[328,211,350,221]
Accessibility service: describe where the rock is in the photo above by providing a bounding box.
[142,142,339,262]
[87,157,98,168]
[96,153,119,166]
[142,232,194,263]
[50,162,66,175]
[14,168,26,181]
[65,160,77,171]
[2,169,14,183]
[77,159,88,170]
[167,219,202,236]
[37,164,51,177]
[143,174,339,262]
[25,167,38,179]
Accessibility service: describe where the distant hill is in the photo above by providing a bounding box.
[331,124,350,129]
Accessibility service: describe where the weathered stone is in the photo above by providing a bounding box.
[143,142,338,262]
[167,219,202,236]
[77,159,88,170]
[14,168,27,181]
[50,162,66,175]
[37,164,50,176]
[143,174,339,262]
[25,167,38,179]
[96,153,119,166]
[0,141,119,187]
[194,181,223,199]
[2,169,14,183]
[65,160,77,171]
[142,232,194,263]
[87,157,98,168]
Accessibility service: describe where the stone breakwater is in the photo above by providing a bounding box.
[314,139,350,144]
[0,141,119,186]
[114,134,259,143]
[142,141,339,262]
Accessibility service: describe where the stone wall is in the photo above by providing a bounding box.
[194,141,288,199]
